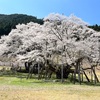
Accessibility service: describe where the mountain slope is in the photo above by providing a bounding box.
[0,14,43,37]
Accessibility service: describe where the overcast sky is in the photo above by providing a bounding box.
[0,0,100,25]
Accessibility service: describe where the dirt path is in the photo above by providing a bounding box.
[0,85,100,100]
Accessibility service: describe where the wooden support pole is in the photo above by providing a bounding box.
[71,73,74,82]
[61,64,64,83]
[30,66,33,79]
[74,66,77,84]
[81,73,83,82]
[92,67,99,83]
[38,62,40,79]
[82,68,90,82]
[78,62,81,85]
[93,66,96,84]
[91,67,93,82]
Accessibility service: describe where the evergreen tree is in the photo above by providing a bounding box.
[0,14,44,37]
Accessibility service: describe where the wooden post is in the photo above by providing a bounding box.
[82,69,90,82]
[94,66,96,84]
[74,66,77,84]
[78,62,81,85]
[91,67,93,82]
[38,62,40,79]
[71,72,74,82]
[61,45,65,83]
[81,73,83,82]
[61,64,64,83]
[92,66,99,83]
[30,66,33,79]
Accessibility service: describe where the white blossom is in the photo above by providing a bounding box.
[0,13,99,64]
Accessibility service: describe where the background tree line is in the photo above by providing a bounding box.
[0,14,44,37]
[88,24,100,32]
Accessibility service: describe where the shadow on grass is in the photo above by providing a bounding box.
[82,81,100,86]
[0,72,100,86]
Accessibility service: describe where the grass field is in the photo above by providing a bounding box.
[0,66,100,100]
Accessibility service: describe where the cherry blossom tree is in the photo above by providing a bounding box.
[0,13,99,66]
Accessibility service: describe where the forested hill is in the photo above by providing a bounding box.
[88,24,100,32]
[0,14,43,37]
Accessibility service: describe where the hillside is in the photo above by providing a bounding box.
[0,14,43,37]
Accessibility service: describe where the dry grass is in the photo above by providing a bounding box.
[0,85,100,100]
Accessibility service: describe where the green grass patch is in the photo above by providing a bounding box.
[0,66,100,88]
[0,74,100,89]
[0,72,75,90]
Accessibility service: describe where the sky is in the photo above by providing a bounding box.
[0,0,100,25]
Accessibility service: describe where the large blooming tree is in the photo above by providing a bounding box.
[0,13,100,66]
